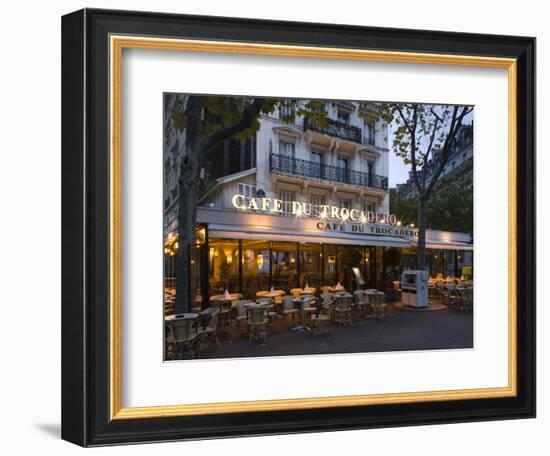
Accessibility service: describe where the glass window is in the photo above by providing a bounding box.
[337,246,363,290]
[310,195,326,216]
[362,200,375,213]
[241,240,270,299]
[299,243,322,289]
[311,151,323,178]
[190,244,202,305]
[279,141,295,157]
[279,191,295,215]
[208,239,240,295]
[365,121,375,145]
[238,182,256,200]
[336,157,348,182]
[271,241,298,291]
[337,110,350,125]
[279,100,296,120]
[324,244,338,286]
[367,161,375,185]
[339,198,351,210]
[375,246,385,290]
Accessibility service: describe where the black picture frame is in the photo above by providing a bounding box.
[62,8,535,447]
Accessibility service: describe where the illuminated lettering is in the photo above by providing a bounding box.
[272,199,283,212]
[248,198,259,210]
[232,194,246,210]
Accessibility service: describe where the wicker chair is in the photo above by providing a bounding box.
[370,292,387,320]
[310,312,331,335]
[247,306,269,344]
[459,288,473,312]
[354,289,370,318]
[300,294,317,324]
[196,308,220,357]
[256,297,279,325]
[165,318,199,360]
[281,295,299,322]
[333,295,353,326]
[235,300,252,329]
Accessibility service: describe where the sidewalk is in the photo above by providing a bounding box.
[196,306,473,360]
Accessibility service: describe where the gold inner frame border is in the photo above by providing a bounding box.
[109,35,517,420]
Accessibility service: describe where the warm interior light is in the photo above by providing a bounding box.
[397,221,402,226]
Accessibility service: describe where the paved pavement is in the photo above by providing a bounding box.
[196,306,473,360]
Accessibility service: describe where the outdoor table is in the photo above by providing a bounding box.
[290,296,316,332]
[256,290,284,298]
[243,301,268,308]
[165,312,199,322]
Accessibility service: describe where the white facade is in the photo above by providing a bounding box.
[185,100,391,232]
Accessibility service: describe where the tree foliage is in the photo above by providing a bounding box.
[168,94,330,312]
[376,102,473,270]
[390,164,473,234]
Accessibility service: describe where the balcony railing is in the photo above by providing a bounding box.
[270,153,388,191]
[303,117,362,144]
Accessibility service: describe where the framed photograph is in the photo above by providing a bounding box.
[61,8,535,446]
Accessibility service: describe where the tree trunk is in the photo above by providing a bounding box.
[175,97,203,314]
[416,196,428,271]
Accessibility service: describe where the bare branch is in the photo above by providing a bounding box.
[395,105,414,135]
[424,105,471,198]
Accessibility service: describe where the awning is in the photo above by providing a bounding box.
[207,224,412,248]
[408,238,474,251]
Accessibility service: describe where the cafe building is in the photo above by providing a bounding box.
[163,98,473,303]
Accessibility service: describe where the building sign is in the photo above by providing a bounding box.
[316,221,418,237]
[231,194,417,237]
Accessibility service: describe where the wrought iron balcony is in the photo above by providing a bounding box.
[303,117,362,144]
[270,153,388,191]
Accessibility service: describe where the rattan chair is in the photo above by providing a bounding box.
[235,300,252,329]
[281,295,299,322]
[247,306,269,344]
[354,289,370,318]
[256,297,279,324]
[165,317,199,360]
[310,311,332,335]
[370,292,387,320]
[459,288,473,312]
[333,295,353,326]
[196,308,220,357]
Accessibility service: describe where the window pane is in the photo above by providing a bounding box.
[299,243,322,289]
[208,239,240,295]
[324,244,338,286]
[271,241,298,291]
[337,246,363,290]
[279,191,295,215]
[241,240,270,298]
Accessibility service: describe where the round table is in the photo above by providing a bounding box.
[291,297,316,332]
[164,312,199,321]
